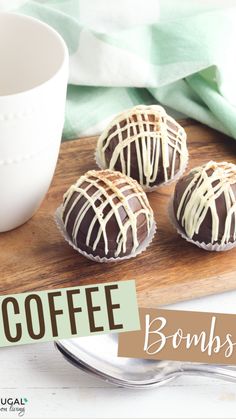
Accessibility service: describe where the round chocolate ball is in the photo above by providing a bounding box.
[173,161,236,246]
[62,169,155,260]
[96,105,188,190]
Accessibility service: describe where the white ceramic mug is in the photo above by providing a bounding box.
[0,12,68,232]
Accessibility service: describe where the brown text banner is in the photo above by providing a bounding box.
[118,308,236,365]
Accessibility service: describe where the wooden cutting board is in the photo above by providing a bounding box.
[1,119,236,306]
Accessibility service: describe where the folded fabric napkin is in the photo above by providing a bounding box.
[13,0,236,140]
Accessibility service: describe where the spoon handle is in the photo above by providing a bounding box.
[180,363,236,383]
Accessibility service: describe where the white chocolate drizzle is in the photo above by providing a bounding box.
[97,105,188,188]
[62,170,154,257]
[176,161,236,245]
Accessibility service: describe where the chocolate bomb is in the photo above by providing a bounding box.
[62,169,155,259]
[96,105,188,189]
[173,161,236,246]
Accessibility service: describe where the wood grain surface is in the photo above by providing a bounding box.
[1,119,236,306]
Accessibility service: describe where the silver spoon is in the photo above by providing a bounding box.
[56,334,236,388]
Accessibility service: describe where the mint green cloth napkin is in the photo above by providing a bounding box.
[17,0,236,140]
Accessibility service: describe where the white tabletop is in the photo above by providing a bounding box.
[1,290,236,419]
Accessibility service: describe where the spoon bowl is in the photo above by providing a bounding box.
[56,334,236,388]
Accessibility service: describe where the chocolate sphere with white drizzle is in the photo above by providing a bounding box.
[62,169,155,260]
[173,161,236,247]
[96,105,188,190]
